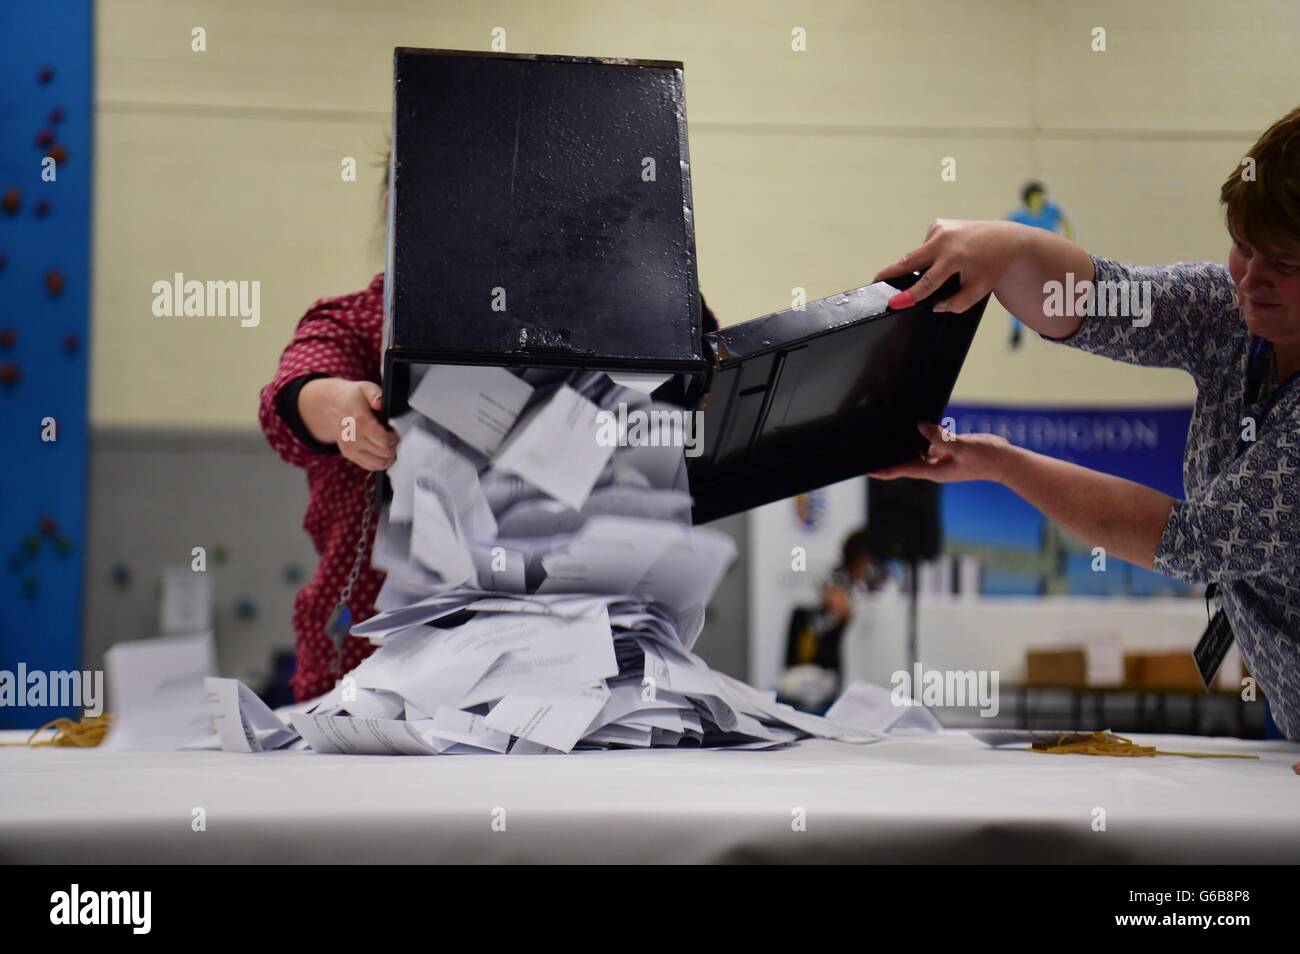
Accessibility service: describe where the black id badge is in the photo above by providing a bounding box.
[1193,583,1235,690]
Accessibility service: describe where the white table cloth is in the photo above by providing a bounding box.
[2,730,1297,863]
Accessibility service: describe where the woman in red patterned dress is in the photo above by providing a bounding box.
[258,271,397,702]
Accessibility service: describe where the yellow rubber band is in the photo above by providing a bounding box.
[1031,730,1258,760]
[0,715,113,748]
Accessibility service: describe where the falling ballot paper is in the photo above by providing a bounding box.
[201,365,881,755]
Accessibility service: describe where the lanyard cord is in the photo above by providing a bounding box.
[1238,336,1300,458]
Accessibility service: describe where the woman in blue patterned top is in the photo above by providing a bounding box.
[874,107,1300,740]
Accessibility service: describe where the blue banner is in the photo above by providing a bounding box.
[940,403,1194,598]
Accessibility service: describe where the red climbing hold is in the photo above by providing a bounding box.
[35,129,55,148]
[45,269,64,297]
[0,363,20,387]
[1,188,19,215]
[0,329,14,349]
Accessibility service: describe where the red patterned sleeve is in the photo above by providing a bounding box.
[258,300,377,469]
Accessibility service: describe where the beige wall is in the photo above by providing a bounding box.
[93,0,1300,427]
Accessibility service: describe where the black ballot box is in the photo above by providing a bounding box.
[383,47,987,524]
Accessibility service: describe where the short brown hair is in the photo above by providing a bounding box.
[1221,107,1300,255]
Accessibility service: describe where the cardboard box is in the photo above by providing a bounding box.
[1026,649,1087,687]
[1123,652,1202,690]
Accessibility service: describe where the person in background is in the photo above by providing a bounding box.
[260,151,721,702]
[873,107,1300,740]
[1005,180,1074,348]
[780,530,888,710]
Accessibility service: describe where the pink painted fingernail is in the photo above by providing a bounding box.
[888,290,916,310]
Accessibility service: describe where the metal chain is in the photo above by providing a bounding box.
[339,472,376,608]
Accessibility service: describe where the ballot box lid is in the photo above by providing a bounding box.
[386,48,707,374]
[685,273,986,524]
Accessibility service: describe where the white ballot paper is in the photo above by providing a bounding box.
[350,621,503,714]
[496,487,692,537]
[339,687,406,721]
[470,543,526,591]
[969,729,1082,747]
[484,684,611,753]
[420,706,512,753]
[537,516,709,601]
[387,427,496,531]
[205,366,890,758]
[290,713,440,755]
[827,680,942,735]
[607,372,671,395]
[104,633,217,750]
[493,385,614,511]
[205,677,298,752]
[409,363,534,457]
[459,607,617,707]
[412,476,475,585]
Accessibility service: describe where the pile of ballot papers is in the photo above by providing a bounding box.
[206,364,878,755]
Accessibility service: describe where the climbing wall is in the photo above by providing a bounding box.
[0,3,93,728]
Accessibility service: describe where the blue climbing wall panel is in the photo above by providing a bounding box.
[0,2,93,729]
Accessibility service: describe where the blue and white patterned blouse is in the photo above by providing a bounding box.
[1054,256,1299,740]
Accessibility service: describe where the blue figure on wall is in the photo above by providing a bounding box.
[1006,180,1074,349]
